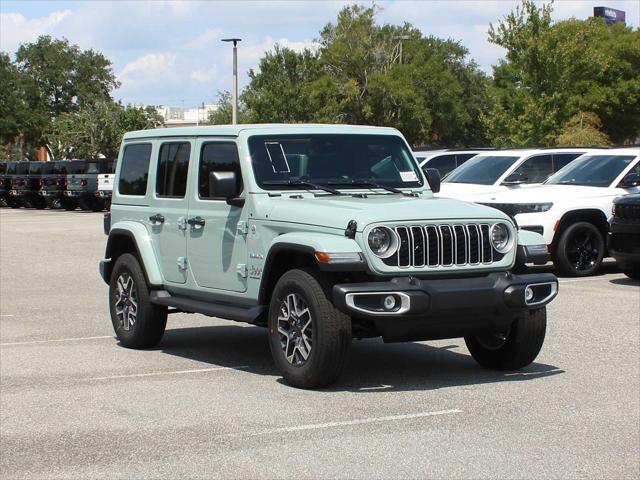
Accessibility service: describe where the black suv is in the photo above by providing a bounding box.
[0,162,9,207]
[7,161,30,208]
[608,194,640,279]
[40,160,85,210]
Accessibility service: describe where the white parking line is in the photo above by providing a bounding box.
[85,365,248,381]
[245,409,463,436]
[0,335,113,346]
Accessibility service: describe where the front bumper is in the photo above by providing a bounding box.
[607,220,640,269]
[333,272,558,342]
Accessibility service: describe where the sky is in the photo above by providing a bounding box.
[1,0,638,108]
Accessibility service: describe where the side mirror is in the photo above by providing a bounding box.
[423,167,441,193]
[209,171,240,198]
[502,172,528,185]
[618,172,640,188]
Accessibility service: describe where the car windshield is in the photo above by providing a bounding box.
[545,154,637,187]
[249,134,423,190]
[86,161,110,174]
[444,155,521,185]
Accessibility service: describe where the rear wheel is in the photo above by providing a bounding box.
[268,269,351,389]
[62,198,77,211]
[465,308,546,370]
[553,222,604,277]
[109,253,167,349]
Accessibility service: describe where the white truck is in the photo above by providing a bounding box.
[96,160,116,209]
[473,148,640,276]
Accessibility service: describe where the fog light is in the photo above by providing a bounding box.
[525,286,534,303]
[383,295,396,310]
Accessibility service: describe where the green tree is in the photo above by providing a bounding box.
[242,4,490,146]
[208,91,250,125]
[47,102,161,159]
[486,1,640,146]
[556,112,611,146]
[9,35,119,155]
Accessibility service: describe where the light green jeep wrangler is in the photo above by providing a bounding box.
[100,124,558,388]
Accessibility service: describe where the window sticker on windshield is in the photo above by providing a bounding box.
[265,142,291,173]
[400,171,418,182]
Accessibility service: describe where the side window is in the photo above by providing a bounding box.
[199,142,241,199]
[512,155,553,183]
[553,153,581,172]
[427,154,456,177]
[119,143,152,196]
[456,153,477,166]
[156,142,191,198]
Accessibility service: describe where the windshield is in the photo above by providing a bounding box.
[444,155,520,185]
[249,134,423,190]
[545,154,637,187]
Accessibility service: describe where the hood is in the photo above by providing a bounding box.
[472,184,617,204]
[261,193,510,231]
[438,182,542,200]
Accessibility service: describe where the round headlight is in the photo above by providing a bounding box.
[490,223,512,253]
[368,227,397,258]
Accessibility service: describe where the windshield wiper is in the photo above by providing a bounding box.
[262,178,342,195]
[328,179,418,197]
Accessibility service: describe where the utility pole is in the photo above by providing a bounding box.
[222,38,242,124]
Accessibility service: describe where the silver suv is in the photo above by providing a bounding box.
[100,124,558,388]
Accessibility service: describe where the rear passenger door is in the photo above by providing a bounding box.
[148,141,192,284]
[187,139,248,293]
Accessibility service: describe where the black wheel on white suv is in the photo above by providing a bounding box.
[268,269,351,389]
[553,221,605,277]
[464,308,546,370]
[109,253,167,349]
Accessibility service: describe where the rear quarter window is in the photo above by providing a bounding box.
[119,143,152,196]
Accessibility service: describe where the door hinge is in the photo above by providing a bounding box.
[237,221,249,236]
[177,217,187,231]
[177,257,188,270]
[236,263,248,278]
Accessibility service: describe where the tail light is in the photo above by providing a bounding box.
[39,179,44,186]
[0,179,3,186]
[80,179,87,186]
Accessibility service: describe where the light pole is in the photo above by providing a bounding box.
[221,38,242,124]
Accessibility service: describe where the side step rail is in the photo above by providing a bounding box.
[150,290,266,325]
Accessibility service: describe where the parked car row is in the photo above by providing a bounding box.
[420,147,640,278]
[0,159,115,211]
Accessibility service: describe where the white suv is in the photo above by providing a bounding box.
[474,148,640,276]
[438,148,603,199]
[413,149,485,178]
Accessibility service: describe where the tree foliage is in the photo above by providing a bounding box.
[556,111,611,146]
[486,0,640,146]
[242,5,490,146]
[47,103,162,160]
[2,35,119,158]
[207,91,250,125]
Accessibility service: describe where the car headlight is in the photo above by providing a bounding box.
[490,223,512,253]
[368,226,398,258]
[512,203,553,214]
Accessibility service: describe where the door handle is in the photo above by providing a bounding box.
[187,216,206,228]
[149,213,165,224]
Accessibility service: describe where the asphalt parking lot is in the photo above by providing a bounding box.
[1,208,639,479]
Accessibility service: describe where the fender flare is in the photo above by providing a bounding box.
[103,221,163,286]
[258,232,365,304]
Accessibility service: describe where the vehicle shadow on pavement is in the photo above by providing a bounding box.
[609,277,639,286]
[159,325,563,392]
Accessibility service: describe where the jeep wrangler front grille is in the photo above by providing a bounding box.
[383,224,500,268]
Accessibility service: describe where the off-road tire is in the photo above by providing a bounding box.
[268,268,351,389]
[109,253,167,349]
[553,221,604,277]
[62,198,77,211]
[465,308,546,371]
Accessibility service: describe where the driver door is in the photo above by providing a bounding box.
[187,139,248,293]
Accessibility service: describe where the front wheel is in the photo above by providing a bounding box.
[464,308,547,371]
[553,222,604,277]
[268,269,351,389]
[109,253,167,349]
